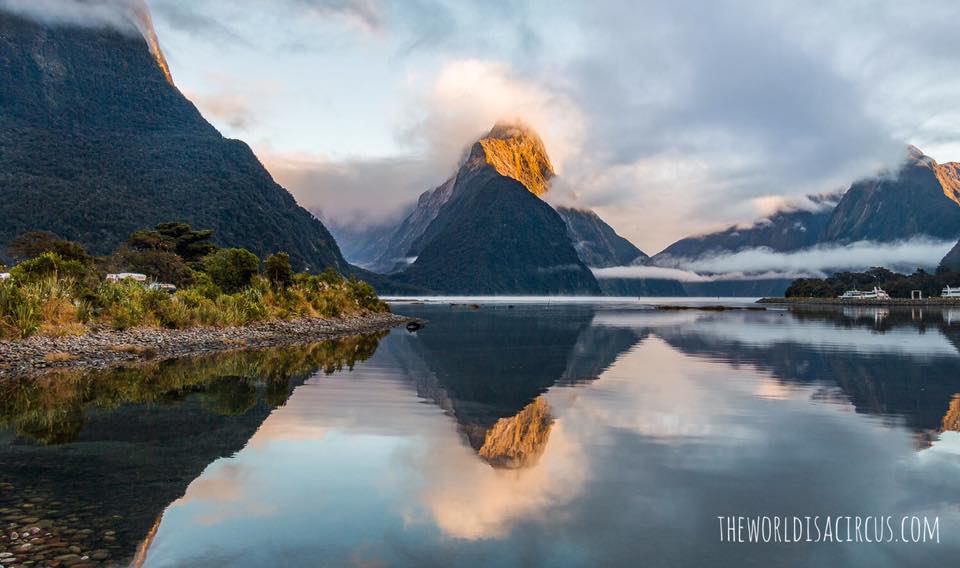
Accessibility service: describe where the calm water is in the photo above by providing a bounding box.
[2,301,960,567]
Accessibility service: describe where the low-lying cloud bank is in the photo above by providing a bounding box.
[0,0,143,33]
[593,238,957,282]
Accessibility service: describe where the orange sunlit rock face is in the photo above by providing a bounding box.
[130,1,173,85]
[478,397,555,469]
[467,121,555,197]
[941,394,960,433]
[935,162,960,206]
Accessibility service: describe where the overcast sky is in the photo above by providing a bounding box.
[11,0,960,254]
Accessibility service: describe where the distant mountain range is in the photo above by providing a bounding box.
[656,147,960,265]
[0,8,346,271]
[822,146,960,243]
[336,122,698,295]
[654,193,840,264]
[3,5,958,297]
[340,134,960,296]
[647,146,960,294]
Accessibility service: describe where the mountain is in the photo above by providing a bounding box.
[388,123,601,294]
[556,206,648,267]
[362,176,457,273]
[820,146,960,243]
[0,8,346,271]
[654,193,839,263]
[941,240,960,273]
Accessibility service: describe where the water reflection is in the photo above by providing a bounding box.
[0,335,383,566]
[2,303,959,567]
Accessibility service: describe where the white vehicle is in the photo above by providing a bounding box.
[105,272,148,283]
[0,272,10,281]
[942,286,960,298]
[147,282,177,293]
[839,287,890,300]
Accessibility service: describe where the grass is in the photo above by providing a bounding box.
[0,269,390,340]
[109,345,158,358]
[43,352,78,363]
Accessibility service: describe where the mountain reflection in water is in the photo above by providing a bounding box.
[2,302,959,567]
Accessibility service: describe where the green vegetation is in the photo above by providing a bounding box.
[0,335,384,445]
[0,224,388,340]
[785,267,960,298]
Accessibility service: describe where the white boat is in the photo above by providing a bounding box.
[942,286,960,298]
[839,287,890,300]
[839,289,865,299]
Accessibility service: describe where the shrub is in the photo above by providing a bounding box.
[10,252,91,283]
[202,248,260,293]
[264,252,293,289]
[347,277,389,312]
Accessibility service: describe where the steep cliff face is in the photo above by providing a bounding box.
[364,176,457,273]
[934,162,960,207]
[398,169,601,294]
[655,195,838,263]
[468,121,555,197]
[820,147,960,244]
[940,240,960,273]
[0,9,346,271]
[556,206,648,268]
[477,397,554,469]
[387,123,600,294]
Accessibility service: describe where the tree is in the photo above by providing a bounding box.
[109,248,194,286]
[7,231,91,263]
[201,248,260,293]
[127,222,217,266]
[264,252,293,289]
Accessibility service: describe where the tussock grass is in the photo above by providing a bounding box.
[0,267,388,340]
[43,352,79,363]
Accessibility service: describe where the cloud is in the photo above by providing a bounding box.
[596,238,956,281]
[253,58,586,230]
[258,148,441,228]
[399,59,587,176]
[592,265,819,283]
[678,238,957,276]
[184,90,255,131]
[751,191,844,219]
[598,238,957,281]
[295,0,384,33]
[0,0,143,33]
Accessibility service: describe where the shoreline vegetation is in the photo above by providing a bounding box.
[758,297,960,306]
[763,266,960,305]
[0,312,409,377]
[0,224,405,375]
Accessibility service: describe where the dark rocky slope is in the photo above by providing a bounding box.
[941,240,960,273]
[0,9,346,271]
[392,123,601,294]
[556,206,648,267]
[820,147,960,244]
[655,194,838,263]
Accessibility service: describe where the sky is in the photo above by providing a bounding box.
[8,0,960,255]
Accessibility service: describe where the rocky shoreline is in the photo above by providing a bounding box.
[757,297,960,306]
[0,312,413,378]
